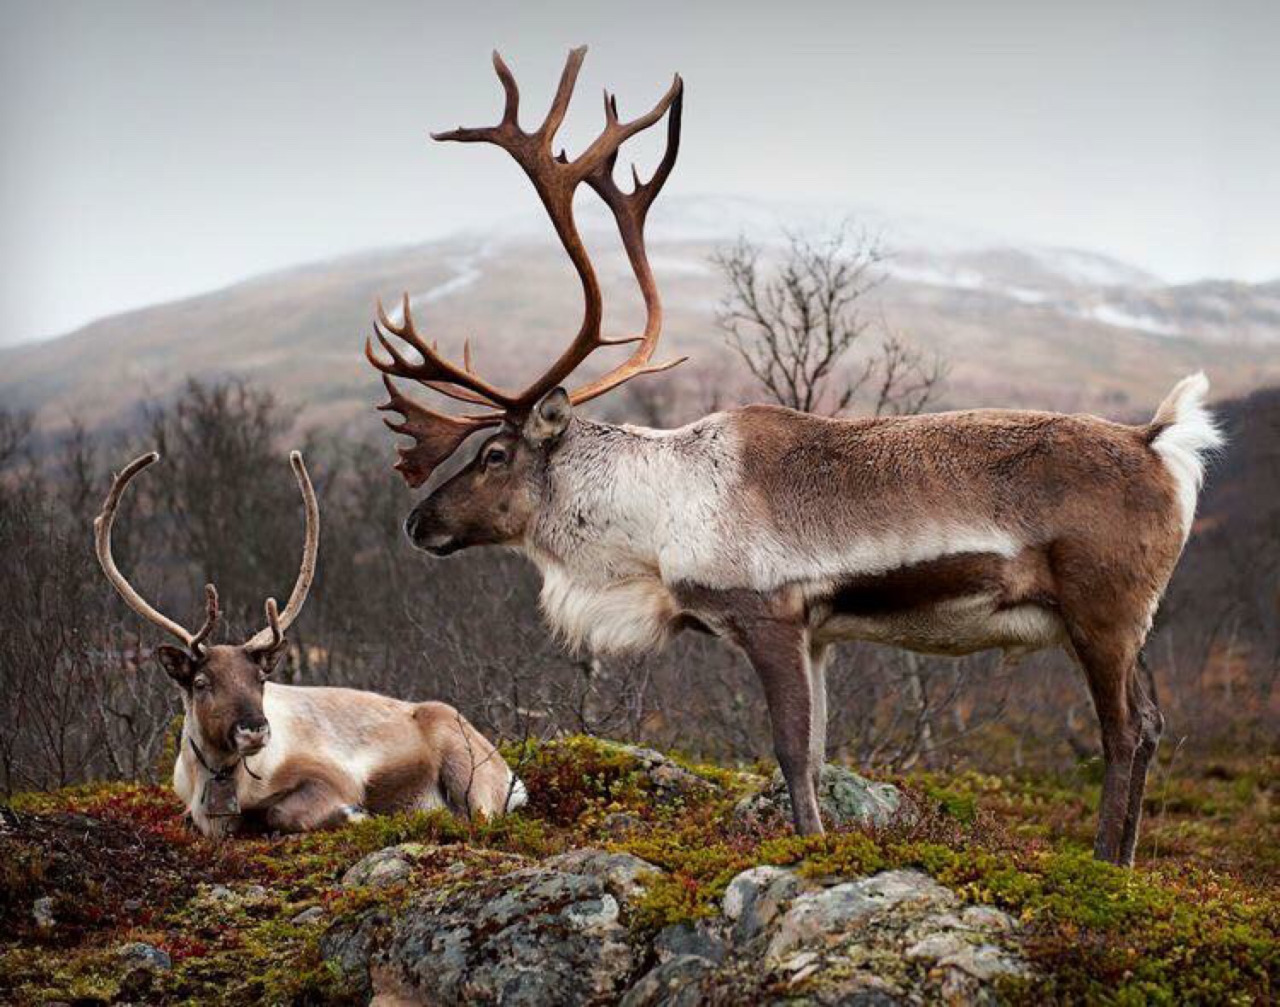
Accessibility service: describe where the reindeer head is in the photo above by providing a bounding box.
[94,451,318,761]
[367,47,686,555]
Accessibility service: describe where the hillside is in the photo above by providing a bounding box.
[2,737,1276,1005]
[3,196,1278,438]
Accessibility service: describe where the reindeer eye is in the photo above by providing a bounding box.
[483,444,510,468]
[193,675,211,691]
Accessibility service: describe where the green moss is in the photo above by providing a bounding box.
[623,830,752,930]
[760,832,888,879]
[4,738,1277,1006]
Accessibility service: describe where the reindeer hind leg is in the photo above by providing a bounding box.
[1119,650,1164,866]
[1068,630,1142,865]
[808,641,831,786]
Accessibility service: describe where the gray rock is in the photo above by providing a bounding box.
[342,842,435,889]
[959,904,1018,932]
[291,906,326,925]
[653,921,728,964]
[908,927,1028,982]
[906,930,971,961]
[937,942,1029,981]
[620,954,715,1007]
[320,907,393,1000]
[767,869,954,959]
[604,741,720,801]
[117,941,172,971]
[735,764,903,829]
[543,848,661,902]
[722,865,806,946]
[32,896,55,930]
[356,865,640,1005]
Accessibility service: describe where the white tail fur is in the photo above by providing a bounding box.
[1150,372,1224,535]
[506,776,529,813]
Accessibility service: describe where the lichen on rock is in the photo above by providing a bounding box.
[735,763,905,830]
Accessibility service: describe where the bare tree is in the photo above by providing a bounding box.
[712,225,945,416]
[0,408,33,473]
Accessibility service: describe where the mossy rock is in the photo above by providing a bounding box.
[734,763,904,830]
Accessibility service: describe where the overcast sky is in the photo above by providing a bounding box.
[1,0,1277,346]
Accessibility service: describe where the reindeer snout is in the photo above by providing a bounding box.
[405,506,460,556]
[233,718,271,754]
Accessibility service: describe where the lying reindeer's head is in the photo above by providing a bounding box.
[154,604,288,758]
[364,47,686,556]
[94,451,318,760]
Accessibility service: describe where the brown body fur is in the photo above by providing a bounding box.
[707,404,1193,862]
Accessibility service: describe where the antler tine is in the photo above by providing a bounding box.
[94,452,203,651]
[569,72,682,184]
[366,295,513,409]
[376,375,503,488]
[568,79,687,405]
[432,47,588,148]
[244,451,320,652]
[187,584,221,653]
[259,597,283,652]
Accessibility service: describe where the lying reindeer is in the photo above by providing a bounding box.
[94,450,525,838]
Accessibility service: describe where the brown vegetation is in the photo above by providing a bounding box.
[0,378,1275,797]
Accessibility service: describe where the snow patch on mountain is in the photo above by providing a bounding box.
[1082,303,1182,337]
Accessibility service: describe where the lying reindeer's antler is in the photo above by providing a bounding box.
[95,452,221,653]
[94,451,319,657]
[243,451,319,653]
[366,46,687,487]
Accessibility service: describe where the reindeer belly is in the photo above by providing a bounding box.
[812,548,1064,657]
[817,594,1063,656]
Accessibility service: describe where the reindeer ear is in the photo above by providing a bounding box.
[156,645,195,685]
[524,388,572,446]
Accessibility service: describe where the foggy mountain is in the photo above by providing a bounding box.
[3,195,1277,439]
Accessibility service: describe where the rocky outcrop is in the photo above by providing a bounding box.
[624,865,1028,1005]
[326,849,659,1005]
[597,741,724,803]
[734,764,906,830]
[325,847,1030,1006]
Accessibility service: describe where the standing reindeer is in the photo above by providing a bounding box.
[95,451,524,838]
[366,47,1221,865]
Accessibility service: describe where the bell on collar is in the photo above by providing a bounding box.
[201,775,241,818]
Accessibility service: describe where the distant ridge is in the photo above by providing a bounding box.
[3,196,1277,437]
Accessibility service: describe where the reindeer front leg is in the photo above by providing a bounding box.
[736,620,824,836]
[256,779,364,834]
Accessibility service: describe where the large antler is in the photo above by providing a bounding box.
[244,451,319,652]
[94,452,220,653]
[366,46,686,487]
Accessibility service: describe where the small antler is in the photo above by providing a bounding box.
[188,584,221,652]
[258,597,283,652]
[95,452,211,652]
[244,451,319,651]
[368,46,686,486]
